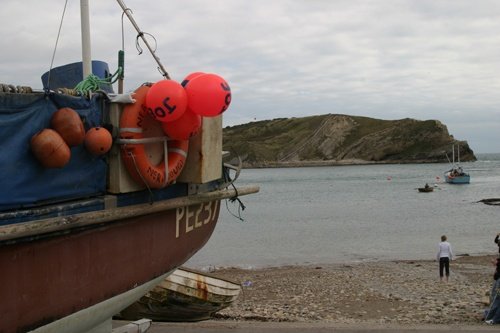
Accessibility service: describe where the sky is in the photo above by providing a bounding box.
[1,1,500,153]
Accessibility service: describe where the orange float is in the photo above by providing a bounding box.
[51,107,85,146]
[119,85,189,189]
[30,128,71,168]
[161,108,201,140]
[84,127,113,156]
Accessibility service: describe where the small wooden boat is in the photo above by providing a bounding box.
[418,185,434,192]
[118,267,242,322]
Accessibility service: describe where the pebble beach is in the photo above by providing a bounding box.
[208,255,497,326]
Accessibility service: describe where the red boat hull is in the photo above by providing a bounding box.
[0,200,220,333]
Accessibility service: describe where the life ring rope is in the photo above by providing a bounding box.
[126,141,169,189]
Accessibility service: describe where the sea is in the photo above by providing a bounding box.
[187,153,500,269]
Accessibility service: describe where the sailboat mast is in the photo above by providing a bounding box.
[452,144,455,164]
[81,0,92,79]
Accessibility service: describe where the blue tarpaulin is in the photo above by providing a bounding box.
[0,92,107,212]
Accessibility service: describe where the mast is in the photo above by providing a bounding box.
[81,0,92,79]
[452,144,455,165]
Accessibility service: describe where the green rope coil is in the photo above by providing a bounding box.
[74,66,124,95]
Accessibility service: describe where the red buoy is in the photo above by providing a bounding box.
[84,127,112,156]
[184,73,231,117]
[30,128,71,168]
[51,107,85,146]
[146,80,187,123]
[161,108,201,140]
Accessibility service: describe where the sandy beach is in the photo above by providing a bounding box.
[203,255,496,326]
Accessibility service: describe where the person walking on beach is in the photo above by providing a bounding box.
[437,235,453,282]
[495,233,500,253]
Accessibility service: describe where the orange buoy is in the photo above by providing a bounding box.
[161,108,201,140]
[51,107,85,146]
[120,85,189,189]
[30,128,71,168]
[84,127,113,156]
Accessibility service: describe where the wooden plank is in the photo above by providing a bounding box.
[0,186,259,242]
[107,103,145,193]
[178,116,222,184]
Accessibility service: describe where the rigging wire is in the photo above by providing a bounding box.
[115,0,170,79]
[46,0,69,92]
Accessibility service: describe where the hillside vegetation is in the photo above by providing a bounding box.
[223,114,476,168]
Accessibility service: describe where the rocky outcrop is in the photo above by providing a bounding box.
[223,114,476,168]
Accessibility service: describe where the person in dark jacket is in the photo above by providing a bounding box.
[495,233,500,253]
[485,257,500,324]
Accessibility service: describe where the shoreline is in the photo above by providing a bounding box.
[204,254,497,325]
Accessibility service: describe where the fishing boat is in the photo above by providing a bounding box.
[444,144,470,184]
[0,1,258,332]
[118,267,241,322]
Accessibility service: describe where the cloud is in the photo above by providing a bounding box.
[1,0,500,152]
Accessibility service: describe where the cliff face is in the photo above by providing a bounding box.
[223,114,476,167]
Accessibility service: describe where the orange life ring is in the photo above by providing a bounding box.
[119,84,189,189]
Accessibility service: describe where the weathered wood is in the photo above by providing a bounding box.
[107,103,146,193]
[0,185,259,242]
[178,116,223,184]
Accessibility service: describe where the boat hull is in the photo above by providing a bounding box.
[1,199,221,333]
[119,267,241,322]
[444,174,470,184]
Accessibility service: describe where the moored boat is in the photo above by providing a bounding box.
[118,267,242,322]
[444,144,470,184]
[418,185,434,193]
[0,1,258,332]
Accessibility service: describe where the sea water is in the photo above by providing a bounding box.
[187,154,500,269]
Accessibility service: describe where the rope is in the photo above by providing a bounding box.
[74,67,124,95]
[46,0,69,92]
[128,150,155,204]
[225,183,246,222]
[0,84,33,93]
[116,0,170,79]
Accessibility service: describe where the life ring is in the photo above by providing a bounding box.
[119,84,189,189]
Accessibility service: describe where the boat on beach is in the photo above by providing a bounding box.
[0,1,258,332]
[444,144,470,184]
[118,267,242,322]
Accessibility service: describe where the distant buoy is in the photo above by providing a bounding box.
[30,128,71,168]
[51,107,85,146]
[84,127,112,156]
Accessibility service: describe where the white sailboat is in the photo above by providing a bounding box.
[444,144,470,184]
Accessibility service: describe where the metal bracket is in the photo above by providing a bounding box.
[112,319,152,333]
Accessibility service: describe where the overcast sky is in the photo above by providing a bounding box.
[2,0,500,153]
